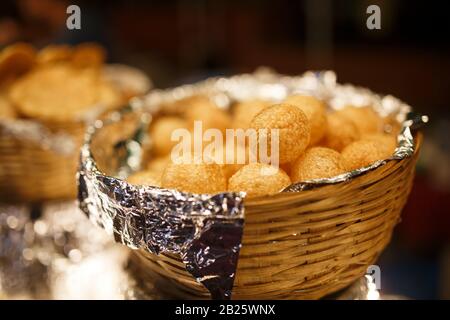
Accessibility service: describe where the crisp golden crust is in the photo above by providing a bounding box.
[161,153,227,194]
[150,117,189,156]
[361,133,397,152]
[323,112,360,151]
[337,106,382,135]
[250,103,310,164]
[232,99,271,129]
[291,147,343,183]
[228,163,291,197]
[284,95,327,145]
[205,142,250,179]
[127,170,161,187]
[340,138,396,171]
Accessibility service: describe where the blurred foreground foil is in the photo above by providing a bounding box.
[0,202,154,299]
[77,69,426,299]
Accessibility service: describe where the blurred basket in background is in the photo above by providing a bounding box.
[0,44,151,202]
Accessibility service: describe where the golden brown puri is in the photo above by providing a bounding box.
[323,112,360,152]
[150,117,189,156]
[127,170,161,187]
[0,43,36,84]
[340,137,396,171]
[36,45,73,65]
[9,64,121,121]
[183,96,232,132]
[250,103,310,164]
[291,147,344,183]
[161,153,227,194]
[228,163,291,197]
[283,94,327,145]
[336,106,383,135]
[232,99,271,129]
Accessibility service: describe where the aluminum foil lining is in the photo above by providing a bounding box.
[0,64,152,155]
[78,69,427,300]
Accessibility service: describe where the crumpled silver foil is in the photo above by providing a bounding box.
[0,202,155,300]
[0,65,151,155]
[78,69,427,300]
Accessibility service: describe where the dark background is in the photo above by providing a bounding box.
[1,0,449,299]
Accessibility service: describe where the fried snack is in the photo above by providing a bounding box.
[0,43,36,84]
[291,147,343,183]
[323,112,360,151]
[150,117,189,157]
[284,94,327,145]
[340,138,396,171]
[71,43,106,68]
[161,153,227,194]
[206,142,250,179]
[127,170,161,187]
[361,133,397,152]
[97,79,123,110]
[9,64,118,121]
[250,103,310,164]
[37,45,72,64]
[0,91,16,119]
[183,96,232,132]
[336,106,382,135]
[228,163,291,197]
[147,156,171,176]
[232,99,270,129]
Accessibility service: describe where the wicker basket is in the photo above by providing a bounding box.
[0,66,150,203]
[128,133,421,299]
[0,120,85,202]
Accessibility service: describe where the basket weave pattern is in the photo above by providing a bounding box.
[129,134,421,299]
[0,122,84,202]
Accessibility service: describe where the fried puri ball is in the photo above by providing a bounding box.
[0,43,36,83]
[161,153,227,194]
[232,99,271,129]
[9,64,120,121]
[340,137,396,171]
[361,133,397,153]
[206,142,250,179]
[0,91,16,119]
[337,106,382,135]
[37,45,72,64]
[150,117,189,156]
[71,43,106,68]
[228,163,291,197]
[127,170,161,187]
[284,95,327,145]
[291,147,344,183]
[146,156,171,176]
[250,103,310,164]
[183,96,232,132]
[323,112,360,151]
